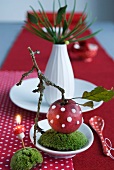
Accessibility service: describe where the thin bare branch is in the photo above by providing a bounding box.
[17,47,65,145]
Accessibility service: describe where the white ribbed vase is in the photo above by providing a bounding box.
[44,44,74,105]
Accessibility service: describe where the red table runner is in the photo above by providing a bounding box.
[1,21,114,169]
[0,71,74,170]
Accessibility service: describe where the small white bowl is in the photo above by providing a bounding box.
[29,119,94,158]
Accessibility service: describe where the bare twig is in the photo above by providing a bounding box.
[17,47,65,145]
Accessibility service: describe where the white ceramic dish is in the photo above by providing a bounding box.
[9,78,103,113]
[29,119,94,158]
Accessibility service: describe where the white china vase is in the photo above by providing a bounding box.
[44,44,74,105]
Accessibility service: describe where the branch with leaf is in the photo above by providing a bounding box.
[25,0,101,44]
[73,86,114,108]
[17,47,114,144]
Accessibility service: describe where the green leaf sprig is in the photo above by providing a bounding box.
[73,87,114,108]
[82,86,114,102]
[25,0,101,44]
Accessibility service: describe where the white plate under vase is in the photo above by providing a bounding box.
[9,78,103,113]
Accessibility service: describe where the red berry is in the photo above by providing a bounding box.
[47,99,82,134]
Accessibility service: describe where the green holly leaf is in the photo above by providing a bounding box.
[56,5,67,25]
[82,86,114,102]
[81,101,94,108]
[27,12,38,24]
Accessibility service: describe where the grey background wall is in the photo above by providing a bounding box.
[0,0,114,22]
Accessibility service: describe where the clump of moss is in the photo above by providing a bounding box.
[10,147,43,170]
[38,129,88,151]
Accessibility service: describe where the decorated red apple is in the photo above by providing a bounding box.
[47,99,82,134]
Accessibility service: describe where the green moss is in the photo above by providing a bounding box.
[38,129,88,151]
[10,147,43,170]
